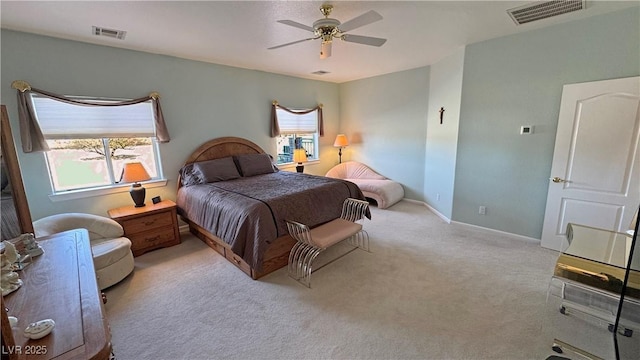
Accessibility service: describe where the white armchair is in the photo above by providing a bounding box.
[33,213,134,290]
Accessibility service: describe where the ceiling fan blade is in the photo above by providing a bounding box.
[342,34,387,47]
[268,37,316,50]
[277,20,315,32]
[338,10,383,33]
[320,41,332,59]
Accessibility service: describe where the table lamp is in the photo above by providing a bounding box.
[333,134,349,163]
[293,148,307,173]
[122,162,151,207]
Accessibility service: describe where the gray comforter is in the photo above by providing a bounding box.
[176,171,365,270]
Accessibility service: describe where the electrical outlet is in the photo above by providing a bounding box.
[479,206,486,215]
[436,193,441,201]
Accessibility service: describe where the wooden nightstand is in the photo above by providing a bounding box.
[108,199,181,257]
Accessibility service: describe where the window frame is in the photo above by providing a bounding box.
[29,94,167,201]
[274,107,320,167]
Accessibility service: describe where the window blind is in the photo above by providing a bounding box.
[30,95,156,139]
[276,108,318,134]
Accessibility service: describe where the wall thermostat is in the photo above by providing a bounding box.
[520,125,534,135]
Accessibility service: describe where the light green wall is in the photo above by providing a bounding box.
[453,7,640,238]
[0,30,340,220]
[2,6,638,238]
[338,67,430,201]
[424,47,465,220]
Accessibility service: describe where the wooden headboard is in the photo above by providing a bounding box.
[178,136,266,189]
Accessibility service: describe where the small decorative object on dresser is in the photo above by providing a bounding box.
[1,241,23,296]
[108,199,181,256]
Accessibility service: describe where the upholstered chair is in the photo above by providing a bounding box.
[326,161,404,209]
[33,213,134,290]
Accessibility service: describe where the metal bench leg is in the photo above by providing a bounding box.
[347,230,370,252]
[288,241,322,288]
[288,242,305,280]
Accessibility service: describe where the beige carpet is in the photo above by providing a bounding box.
[105,200,560,360]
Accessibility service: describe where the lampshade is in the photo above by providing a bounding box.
[122,162,151,207]
[122,162,151,183]
[333,134,349,147]
[293,149,307,163]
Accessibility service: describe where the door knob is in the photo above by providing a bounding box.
[551,177,567,183]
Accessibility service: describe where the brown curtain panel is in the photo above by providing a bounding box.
[13,82,170,153]
[270,101,324,137]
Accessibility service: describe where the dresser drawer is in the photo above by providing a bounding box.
[122,211,174,234]
[129,225,178,255]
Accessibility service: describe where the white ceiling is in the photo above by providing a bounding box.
[1,1,637,83]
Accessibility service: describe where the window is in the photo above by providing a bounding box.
[30,94,163,193]
[274,108,319,165]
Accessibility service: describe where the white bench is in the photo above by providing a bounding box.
[285,198,370,288]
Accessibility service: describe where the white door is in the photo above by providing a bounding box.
[541,76,640,251]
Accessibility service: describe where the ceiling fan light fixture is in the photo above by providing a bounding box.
[269,5,386,59]
[320,41,332,59]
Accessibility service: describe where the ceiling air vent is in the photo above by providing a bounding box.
[92,26,127,40]
[507,0,586,25]
[312,70,330,75]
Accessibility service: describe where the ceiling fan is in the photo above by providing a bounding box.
[268,4,387,59]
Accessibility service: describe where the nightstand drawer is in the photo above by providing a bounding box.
[122,212,173,234]
[129,225,178,254]
[108,200,181,257]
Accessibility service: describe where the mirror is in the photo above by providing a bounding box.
[1,105,33,240]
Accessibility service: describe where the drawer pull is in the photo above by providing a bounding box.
[145,235,161,243]
[143,219,157,226]
[232,257,241,265]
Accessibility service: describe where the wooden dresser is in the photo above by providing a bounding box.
[108,200,181,257]
[1,229,111,360]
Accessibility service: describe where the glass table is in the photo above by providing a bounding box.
[555,223,639,297]
[546,223,639,360]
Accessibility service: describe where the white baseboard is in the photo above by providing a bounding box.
[451,221,541,244]
[401,198,451,223]
[400,199,540,244]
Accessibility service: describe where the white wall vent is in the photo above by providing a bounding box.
[92,26,127,40]
[507,0,586,25]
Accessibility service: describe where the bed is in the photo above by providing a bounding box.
[176,136,366,279]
